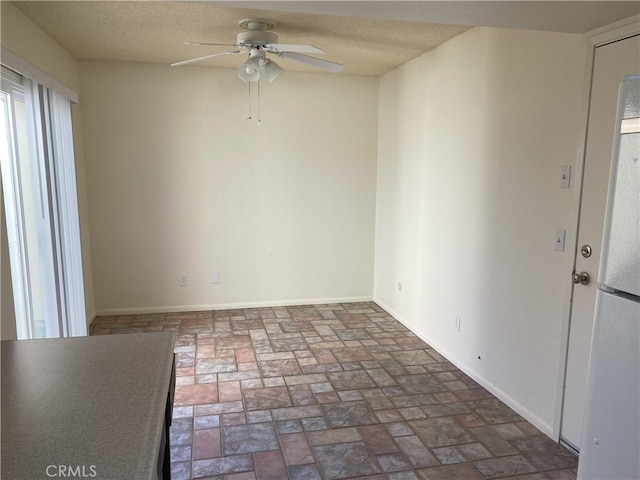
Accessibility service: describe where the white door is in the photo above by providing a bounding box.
[561,33,640,452]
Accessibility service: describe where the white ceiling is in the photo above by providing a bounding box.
[11,1,640,76]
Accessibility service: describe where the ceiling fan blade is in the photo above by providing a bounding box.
[265,44,325,54]
[184,41,239,47]
[171,50,242,67]
[277,52,344,73]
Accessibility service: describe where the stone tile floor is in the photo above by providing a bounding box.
[91,302,578,480]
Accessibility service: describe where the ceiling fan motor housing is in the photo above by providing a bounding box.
[237,31,278,48]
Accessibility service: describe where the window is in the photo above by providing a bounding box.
[1,64,86,339]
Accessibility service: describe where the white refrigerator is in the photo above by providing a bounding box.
[577,75,640,480]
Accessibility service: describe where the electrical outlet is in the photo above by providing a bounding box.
[454,315,462,332]
[211,272,220,284]
[179,274,188,286]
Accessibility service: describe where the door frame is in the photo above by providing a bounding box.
[553,14,640,442]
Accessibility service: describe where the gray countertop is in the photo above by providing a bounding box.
[1,332,175,480]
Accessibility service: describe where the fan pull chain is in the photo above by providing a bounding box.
[246,82,252,120]
[257,80,261,124]
[246,81,261,123]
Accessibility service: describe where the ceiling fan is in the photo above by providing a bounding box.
[171,18,344,83]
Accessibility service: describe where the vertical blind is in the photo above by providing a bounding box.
[1,62,86,338]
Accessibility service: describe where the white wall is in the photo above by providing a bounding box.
[1,2,95,333]
[79,61,378,314]
[374,26,586,435]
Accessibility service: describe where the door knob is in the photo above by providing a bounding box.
[572,271,590,285]
[580,244,592,258]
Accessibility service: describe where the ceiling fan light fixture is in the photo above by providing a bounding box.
[263,59,285,83]
[238,57,260,82]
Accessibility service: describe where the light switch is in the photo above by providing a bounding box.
[560,166,571,188]
[555,229,566,251]
[210,272,220,284]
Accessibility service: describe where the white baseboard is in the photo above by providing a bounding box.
[373,297,554,438]
[94,294,553,436]
[94,295,374,317]
[86,310,97,330]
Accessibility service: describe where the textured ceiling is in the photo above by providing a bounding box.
[11,1,640,77]
[12,1,471,76]
[223,1,640,34]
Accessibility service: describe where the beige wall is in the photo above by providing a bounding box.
[79,61,378,314]
[1,2,95,330]
[374,26,586,436]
